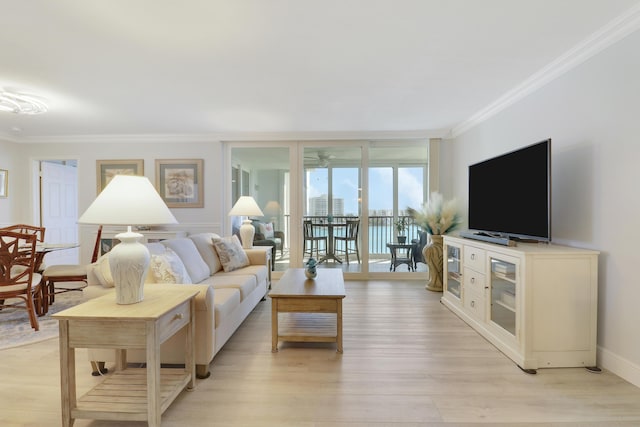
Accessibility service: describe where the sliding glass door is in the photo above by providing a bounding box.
[230,146,291,273]
[228,139,431,278]
[303,145,363,273]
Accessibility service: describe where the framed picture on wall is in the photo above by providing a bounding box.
[155,159,204,208]
[0,169,7,198]
[96,159,144,194]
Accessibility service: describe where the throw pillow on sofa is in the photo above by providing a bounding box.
[212,235,250,272]
[90,253,115,288]
[149,247,193,284]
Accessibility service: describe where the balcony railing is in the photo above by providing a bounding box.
[292,215,423,255]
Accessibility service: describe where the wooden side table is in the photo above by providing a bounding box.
[386,243,415,271]
[52,284,199,427]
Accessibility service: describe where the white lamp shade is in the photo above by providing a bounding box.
[78,175,177,226]
[228,196,264,217]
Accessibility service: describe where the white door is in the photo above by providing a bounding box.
[41,161,79,265]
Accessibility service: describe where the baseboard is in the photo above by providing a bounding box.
[598,345,640,388]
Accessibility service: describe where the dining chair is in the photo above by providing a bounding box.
[0,224,46,270]
[0,230,43,331]
[334,219,361,264]
[40,225,103,315]
[303,220,327,260]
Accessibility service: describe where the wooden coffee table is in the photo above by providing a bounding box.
[269,268,345,352]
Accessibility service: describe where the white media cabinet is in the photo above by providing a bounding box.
[442,236,599,373]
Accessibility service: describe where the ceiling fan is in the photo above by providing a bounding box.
[304,151,336,167]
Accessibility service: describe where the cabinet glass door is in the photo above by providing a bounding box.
[490,257,517,336]
[445,244,462,299]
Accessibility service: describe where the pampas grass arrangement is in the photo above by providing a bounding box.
[407,192,462,235]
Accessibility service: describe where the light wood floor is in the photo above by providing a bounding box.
[2,281,640,426]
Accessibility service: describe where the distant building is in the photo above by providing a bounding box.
[309,195,344,216]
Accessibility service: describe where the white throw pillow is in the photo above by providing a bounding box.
[149,247,193,284]
[212,235,250,272]
[259,222,275,239]
[91,254,115,288]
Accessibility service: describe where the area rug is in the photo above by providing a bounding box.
[0,291,88,350]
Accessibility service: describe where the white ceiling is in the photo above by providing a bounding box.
[1,0,639,142]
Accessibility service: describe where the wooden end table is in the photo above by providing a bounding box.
[269,268,345,352]
[52,284,199,427]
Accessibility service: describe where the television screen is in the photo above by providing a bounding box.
[468,139,551,242]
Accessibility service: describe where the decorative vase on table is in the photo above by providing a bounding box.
[423,235,444,292]
[407,191,463,293]
[305,257,317,279]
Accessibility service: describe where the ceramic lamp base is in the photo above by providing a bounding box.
[109,229,150,304]
[239,219,255,249]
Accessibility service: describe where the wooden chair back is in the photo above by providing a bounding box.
[344,219,360,240]
[0,231,38,290]
[0,230,41,330]
[0,224,45,242]
[90,225,103,263]
[303,220,316,239]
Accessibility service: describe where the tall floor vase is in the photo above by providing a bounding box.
[423,234,444,292]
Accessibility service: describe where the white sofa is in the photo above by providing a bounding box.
[85,232,270,379]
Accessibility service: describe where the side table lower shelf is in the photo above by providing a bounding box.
[74,368,192,421]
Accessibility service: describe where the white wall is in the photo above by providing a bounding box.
[0,138,31,225]
[9,139,227,262]
[444,30,640,386]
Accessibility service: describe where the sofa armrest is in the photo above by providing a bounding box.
[274,230,285,240]
[244,247,271,267]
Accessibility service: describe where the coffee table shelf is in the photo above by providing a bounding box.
[277,312,338,342]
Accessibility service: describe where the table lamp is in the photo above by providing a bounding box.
[263,200,281,225]
[78,175,177,304]
[229,196,264,249]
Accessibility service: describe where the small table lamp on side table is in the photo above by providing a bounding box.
[78,175,177,304]
[229,196,264,249]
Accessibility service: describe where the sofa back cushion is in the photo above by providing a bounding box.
[189,232,223,274]
[161,238,211,283]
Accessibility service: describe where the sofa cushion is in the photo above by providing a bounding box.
[161,238,211,283]
[213,288,241,328]
[212,235,250,272]
[206,274,257,302]
[216,265,268,287]
[149,247,192,284]
[189,232,223,274]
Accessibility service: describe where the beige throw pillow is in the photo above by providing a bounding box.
[149,247,193,284]
[212,235,250,272]
[91,254,115,288]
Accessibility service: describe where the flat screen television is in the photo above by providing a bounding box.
[466,139,551,244]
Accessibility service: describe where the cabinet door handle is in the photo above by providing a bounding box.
[471,253,476,260]
[471,300,475,308]
[471,277,475,284]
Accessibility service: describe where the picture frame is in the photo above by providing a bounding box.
[0,169,7,198]
[96,159,144,194]
[155,159,204,208]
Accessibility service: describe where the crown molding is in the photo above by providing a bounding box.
[9,129,451,144]
[451,3,640,138]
